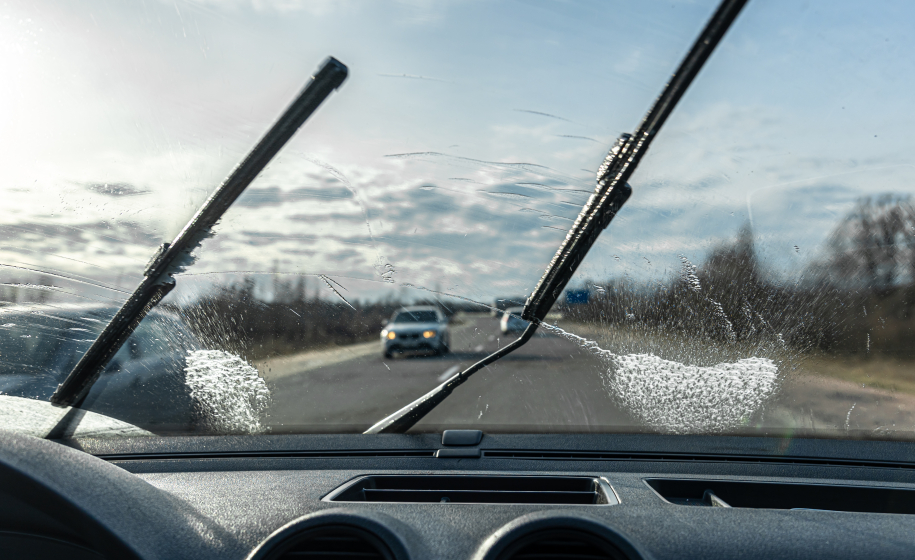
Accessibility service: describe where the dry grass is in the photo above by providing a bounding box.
[795,355,915,395]
[558,320,915,395]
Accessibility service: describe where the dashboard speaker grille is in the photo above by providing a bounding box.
[267,525,394,560]
[496,529,629,560]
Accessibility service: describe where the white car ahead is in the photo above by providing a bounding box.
[381,306,450,358]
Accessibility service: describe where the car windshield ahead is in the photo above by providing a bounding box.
[392,311,440,324]
[2,0,915,441]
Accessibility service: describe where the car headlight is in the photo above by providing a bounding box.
[386,331,396,340]
[423,330,436,339]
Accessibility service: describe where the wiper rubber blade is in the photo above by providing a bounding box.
[50,57,348,407]
[365,0,748,434]
[524,0,748,321]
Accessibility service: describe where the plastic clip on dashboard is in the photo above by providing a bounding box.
[435,430,484,457]
[435,430,483,459]
[442,430,483,446]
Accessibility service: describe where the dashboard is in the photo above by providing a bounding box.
[2,430,915,559]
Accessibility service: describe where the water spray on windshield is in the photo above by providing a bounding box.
[364,0,750,434]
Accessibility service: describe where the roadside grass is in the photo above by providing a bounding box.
[557,320,915,396]
[796,355,915,395]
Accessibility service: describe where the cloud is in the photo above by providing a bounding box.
[9,0,915,306]
[170,151,579,299]
[235,184,354,208]
[85,183,151,197]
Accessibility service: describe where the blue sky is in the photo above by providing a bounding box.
[2,0,915,305]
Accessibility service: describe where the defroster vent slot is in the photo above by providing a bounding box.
[324,475,618,505]
[646,478,915,514]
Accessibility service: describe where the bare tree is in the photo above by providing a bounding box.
[823,194,915,292]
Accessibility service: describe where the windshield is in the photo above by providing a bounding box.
[2,0,914,442]
[392,311,440,324]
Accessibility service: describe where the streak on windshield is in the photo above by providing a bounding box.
[392,311,440,324]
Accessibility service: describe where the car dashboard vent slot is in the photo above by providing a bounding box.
[262,525,393,560]
[324,475,618,505]
[646,478,915,514]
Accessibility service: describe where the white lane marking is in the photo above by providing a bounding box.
[437,365,461,382]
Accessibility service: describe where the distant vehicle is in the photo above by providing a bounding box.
[0,305,201,432]
[381,306,450,358]
[490,296,527,317]
[500,306,530,334]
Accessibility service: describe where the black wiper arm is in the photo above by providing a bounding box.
[50,57,348,407]
[364,0,748,434]
[524,0,748,321]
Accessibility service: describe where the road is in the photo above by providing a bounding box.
[263,313,915,438]
[265,313,629,433]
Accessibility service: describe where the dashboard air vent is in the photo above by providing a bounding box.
[264,525,394,560]
[496,529,629,560]
[324,475,618,505]
[646,478,915,514]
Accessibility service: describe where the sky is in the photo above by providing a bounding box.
[2,0,915,308]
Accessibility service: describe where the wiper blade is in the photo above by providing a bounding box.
[365,0,748,434]
[525,0,748,320]
[50,57,348,407]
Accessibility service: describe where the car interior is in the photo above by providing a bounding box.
[4,429,915,559]
[3,0,915,558]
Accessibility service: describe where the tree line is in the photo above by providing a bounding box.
[177,274,489,361]
[6,194,913,362]
[562,194,915,359]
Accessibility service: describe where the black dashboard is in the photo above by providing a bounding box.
[3,430,915,559]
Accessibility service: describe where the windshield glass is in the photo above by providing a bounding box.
[3,0,913,442]
[392,311,440,324]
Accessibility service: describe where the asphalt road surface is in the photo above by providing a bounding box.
[265,313,915,437]
[266,313,630,433]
